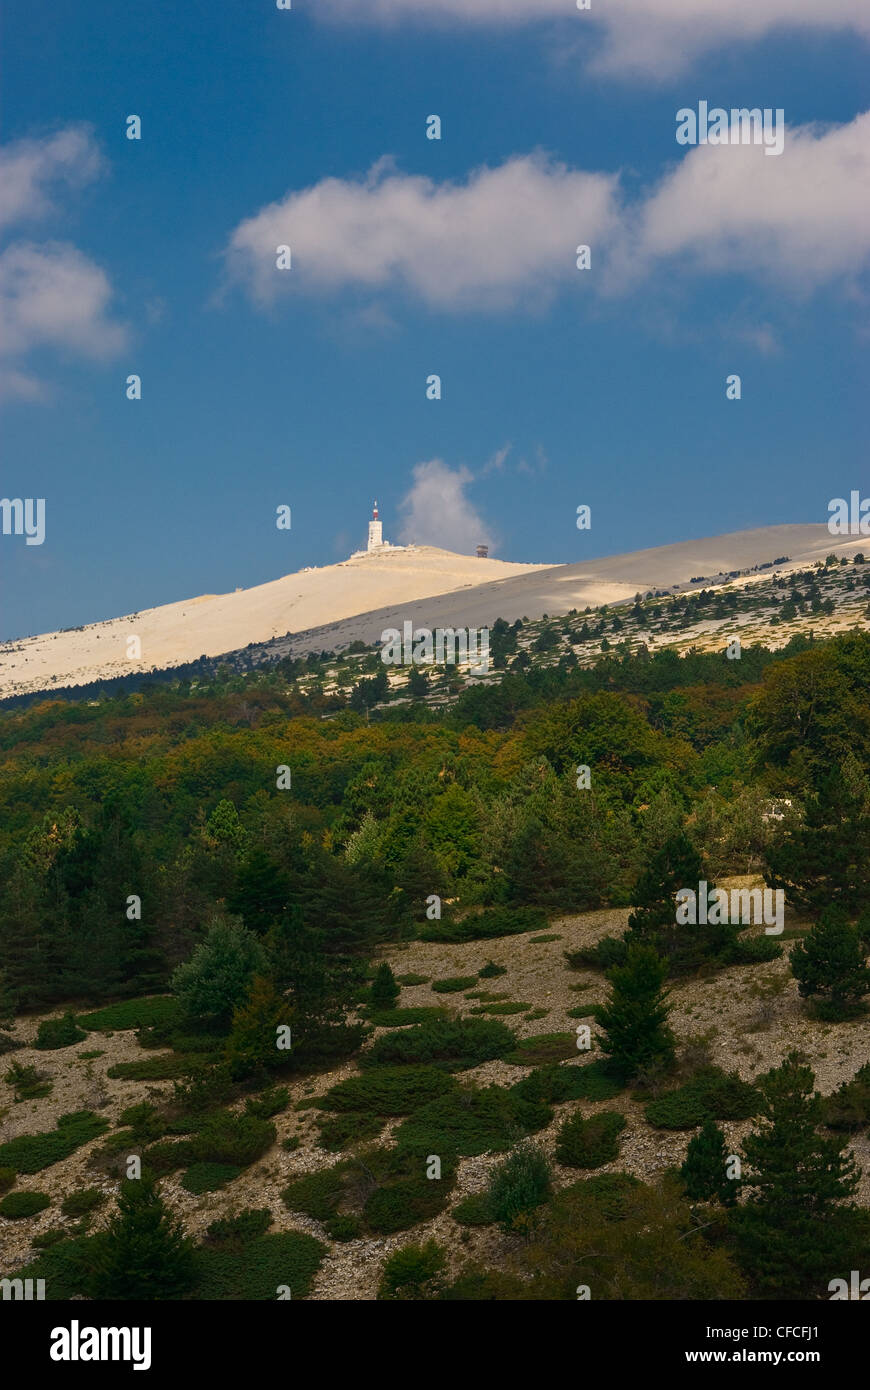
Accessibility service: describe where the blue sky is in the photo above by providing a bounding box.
[2,0,868,639]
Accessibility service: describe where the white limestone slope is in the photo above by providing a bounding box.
[0,546,548,697]
[1,524,863,697]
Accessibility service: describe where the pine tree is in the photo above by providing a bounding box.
[370,962,400,1011]
[790,906,870,1016]
[227,846,290,934]
[628,832,704,938]
[730,1052,867,1297]
[627,832,737,973]
[595,943,675,1081]
[88,1174,197,1300]
[680,1119,736,1206]
[224,974,289,1079]
[767,771,870,916]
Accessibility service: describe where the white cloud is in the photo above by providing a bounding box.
[0,126,103,231]
[398,459,498,552]
[316,0,870,79]
[225,112,870,315]
[0,129,126,397]
[0,242,128,362]
[225,154,619,311]
[634,110,870,287]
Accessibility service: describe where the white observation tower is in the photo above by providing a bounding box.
[367,501,384,552]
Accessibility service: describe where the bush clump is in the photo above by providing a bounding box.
[395,1084,551,1159]
[478,962,507,979]
[419,906,547,944]
[182,1163,242,1194]
[321,1065,457,1117]
[0,1111,109,1175]
[378,1240,447,1300]
[205,1208,273,1248]
[555,1111,626,1169]
[488,1142,553,1235]
[60,1188,106,1218]
[363,1017,516,1072]
[431,977,478,994]
[316,1111,385,1152]
[34,1012,88,1051]
[76,997,181,1032]
[644,1068,759,1130]
[190,1111,276,1168]
[0,1190,51,1219]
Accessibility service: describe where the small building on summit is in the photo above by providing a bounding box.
[368,501,385,552]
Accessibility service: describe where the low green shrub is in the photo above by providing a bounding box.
[245,1086,289,1119]
[32,1228,68,1249]
[396,974,430,986]
[60,1188,106,1218]
[117,1102,164,1144]
[317,1110,385,1151]
[504,1033,577,1066]
[205,1208,273,1247]
[325,1214,363,1241]
[471,1002,531,1015]
[478,962,507,979]
[321,1065,457,1117]
[452,1191,496,1226]
[0,1167,15,1194]
[194,1232,324,1300]
[77,996,181,1032]
[395,1083,551,1159]
[419,906,547,944]
[34,1012,87,1051]
[644,1068,759,1130]
[378,1240,447,1300]
[282,1166,346,1223]
[182,1162,241,1194]
[107,1054,206,1081]
[362,1150,455,1235]
[0,1190,51,1219]
[0,1111,109,1175]
[555,1111,626,1169]
[4,1061,52,1101]
[190,1111,275,1168]
[431,977,478,994]
[529,934,562,944]
[363,1017,516,1072]
[512,1060,623,1106]
[488,1142,552,1235]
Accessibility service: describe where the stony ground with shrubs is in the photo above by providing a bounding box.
[2,876,870,1299]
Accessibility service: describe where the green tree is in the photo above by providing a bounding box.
[595,943,675,1081]
[370,962,400,1011]
[171,916,266,1032]
[790,906,870,1016]
[767,771,870,916]
[731,1053,865,1298]
[627,832,703,939]
[224,974,289,1079]
[88,1174,196,1300]
[680,1119,736,1206]
[227,846,290,934]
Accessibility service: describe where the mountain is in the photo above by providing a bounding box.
[0,523,863,699]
